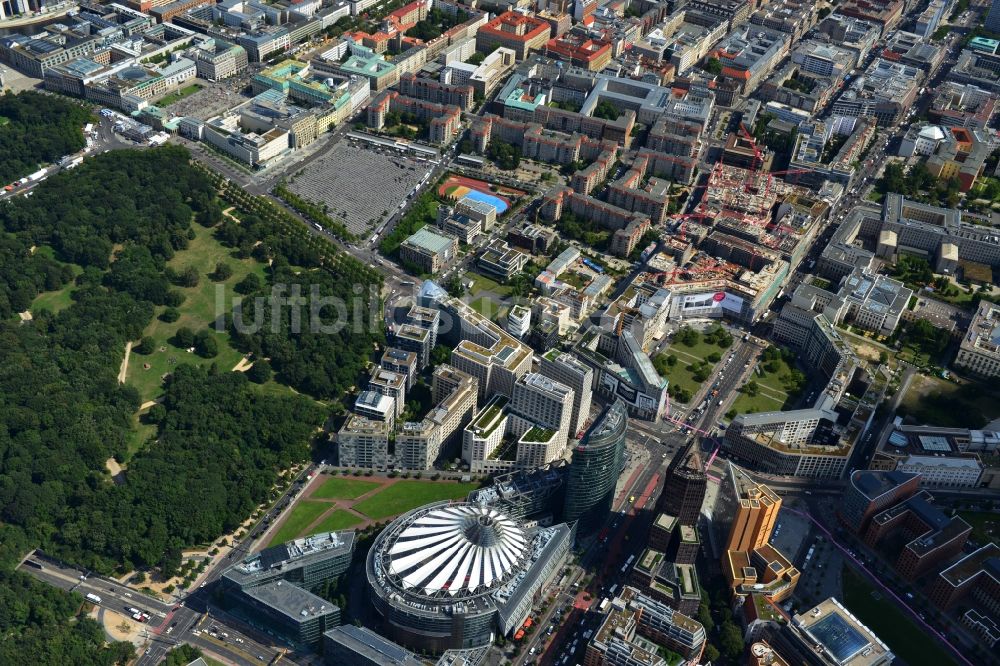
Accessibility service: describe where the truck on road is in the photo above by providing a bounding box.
[85,593,102,604]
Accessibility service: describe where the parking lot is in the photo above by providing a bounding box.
[284,140,433,238]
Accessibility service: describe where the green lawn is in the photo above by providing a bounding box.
[727,354,800,416]
[560,271,590,289]
[30,256,83,315]
[958,511,999,546]
[311,477,380,500]
[465,270,512,297]
[312,509,364,533]
[753,356,795,395]
[30,283,77,314]
[469,295,503,320]
[729,390,784,416]
[268,500,330,546]
[901,375,1000,428]
[124,415,158,461]
[659,338,727,399]
[125,223,268,402]
[158,83,203,107]
[841,568,959,666]
[353,480,480,521]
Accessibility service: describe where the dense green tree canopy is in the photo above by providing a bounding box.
[0,91,91,184]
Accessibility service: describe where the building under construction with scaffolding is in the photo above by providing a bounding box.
[630,124,830,325]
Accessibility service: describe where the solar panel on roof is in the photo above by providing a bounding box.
[258,544,291,569]
[808,613,871,665]
[919,435,950,452]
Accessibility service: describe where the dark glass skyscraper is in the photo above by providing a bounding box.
[563,399,628,533]
[658,441,707,525]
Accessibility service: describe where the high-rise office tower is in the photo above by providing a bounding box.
[658,441,707,525]
[509,372,575,466]
[713,463,798,603]
[564,399,627,533]
[539,349,594,437]
[723,464,782,553]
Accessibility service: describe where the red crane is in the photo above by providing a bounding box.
[738,122,764,193]
[668,212,715,242]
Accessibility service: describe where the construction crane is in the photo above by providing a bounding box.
[765,167,815,196]
[738,122,764,193]
[667,212,715,242]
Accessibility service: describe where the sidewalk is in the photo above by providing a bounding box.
[0,3,75,28]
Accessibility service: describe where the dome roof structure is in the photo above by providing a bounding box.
[386,504,528,596]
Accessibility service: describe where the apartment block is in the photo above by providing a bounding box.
[478,239,529,281]
[354,390,395,430]
[337,414,389,469]
[508,372,574,467]
[368,368,407,418]
[928,543,1000,613]
[710,26,790,94]
[399,227,458,274]
[955,302,1000,379]
[832,58,921,126]
[476,11,551,60]
[538,349,594,437]
[839,469,920,535]
[397,364,477,470]
[863,490,971,581]
[380,348,418,389]
[442,299,532,404]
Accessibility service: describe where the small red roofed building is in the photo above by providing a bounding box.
[545,32,612,71]
[476,11,552,60]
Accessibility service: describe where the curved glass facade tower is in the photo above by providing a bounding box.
[563,399,627,533]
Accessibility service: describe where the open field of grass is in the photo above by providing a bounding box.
[900,374,1000,428]
[727,357,795,416]
[469,295,504,320]
[659,336,727,398]
[311,477,380,500]
[841,567,959,666]
[30,283,77,314]
[125,223,268,402]
[268,500,329,546]
[465,270,512,297]
[124,415,158,461]
[959,511,1000,546]
[30,259,83,315]
[158,83,203,107]
[312,509,364,534]
[353,480,480,521]
[729,391,784,416]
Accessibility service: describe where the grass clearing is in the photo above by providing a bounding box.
[125,223,268,402]
[900,375,1000,428]
[158,83,203,107]
[353,480,480,521]
[311,477,380,500]
[312,509,364,533]
[659,337,727,399]
[124,415,158,461]
[31,283,78,314]
[465,270,512,297]
[958,511,1000,546]
[29,258,83,315]
[729,391,785,416]
[469,295,503,320]
[841,567,959,666]
[268,500,329,546]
